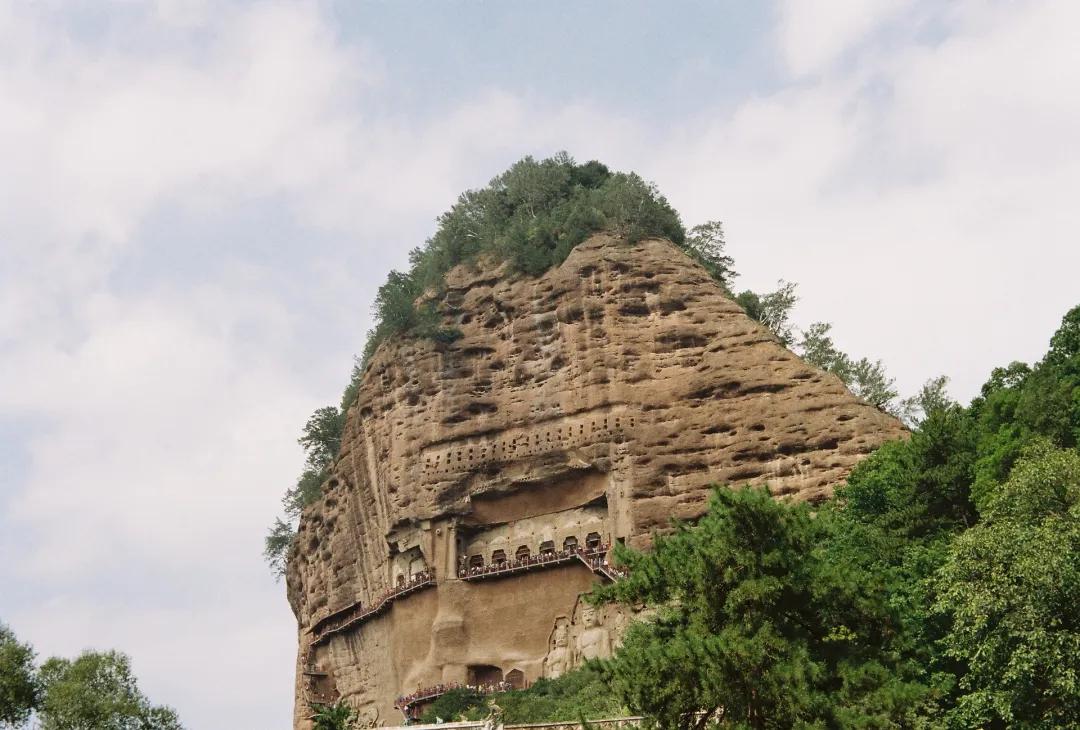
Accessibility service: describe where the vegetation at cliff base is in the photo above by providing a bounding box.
[0,627,183,730]
[595,486,933,729]
[415,666,625,725]
[311,700,359,730]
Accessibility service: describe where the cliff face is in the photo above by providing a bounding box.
[286,234,906,727]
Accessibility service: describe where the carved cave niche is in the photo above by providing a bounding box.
[505,669,525,690]
[390,544,427,586]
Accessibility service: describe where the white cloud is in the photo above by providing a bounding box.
[776,0,911,76]
[0,2,379,250]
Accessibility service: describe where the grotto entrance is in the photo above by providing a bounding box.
[468,664,503,686]
[505,668,525,690]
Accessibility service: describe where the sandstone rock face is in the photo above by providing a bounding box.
[286,234,905,728]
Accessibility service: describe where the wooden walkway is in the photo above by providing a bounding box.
[311,547,627,646]
[311,571,436,646]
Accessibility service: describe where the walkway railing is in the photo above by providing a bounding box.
[310,547,629,645]
[574,551,628,581]
[457,545,626,582]
[311,570,436,646]
[395,681,512,719]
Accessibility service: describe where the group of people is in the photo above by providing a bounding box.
[456,542,617,580]
[395,681,514,711]
[582,554,630,578]
[314,569,436,640]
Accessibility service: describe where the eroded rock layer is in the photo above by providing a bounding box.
[286,234,905,727]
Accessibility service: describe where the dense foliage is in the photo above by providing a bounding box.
[593,488,929,729]
[818,306,1079,728]
[0,624,38,728]
[934,444,1080,727]
[0,631,182,730]
[311,701,358,730]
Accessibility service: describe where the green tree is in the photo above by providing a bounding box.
[594,487,926,729]
[899,375,953,426]
[840,403,978,538]
[311,701,357,730]
[0,623,38,729]
[37,650,182,730]
[735,280,798,346]
[683,221,737,292]
[797,322,898,413]
[265,365,361,577]
[492,666,625,723]
[297,407,345,474]
[264,518,295,579]
[934,445,1080,729]
[845,357,899,412]
[824,310,1080,725]
[970,307,1080,507]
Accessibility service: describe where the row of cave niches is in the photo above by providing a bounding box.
[422,413,636,477]
[459,532,604,573]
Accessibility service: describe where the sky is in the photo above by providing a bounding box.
[1,0,1078,727]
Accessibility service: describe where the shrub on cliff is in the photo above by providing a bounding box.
[311,700,358,730]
